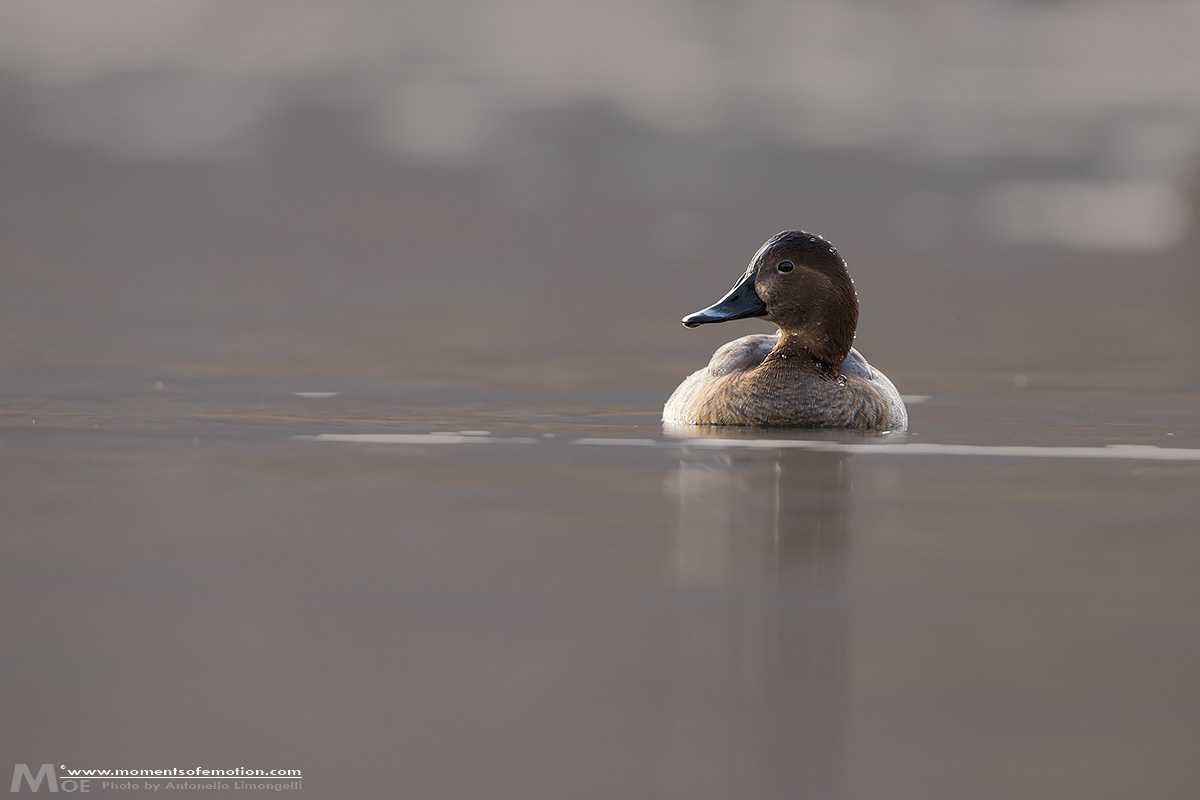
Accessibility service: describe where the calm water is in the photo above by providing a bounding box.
[4,370,1199,799]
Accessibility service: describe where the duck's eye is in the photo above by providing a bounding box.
[776,260,794,273]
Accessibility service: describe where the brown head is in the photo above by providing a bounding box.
[682,230,859,370]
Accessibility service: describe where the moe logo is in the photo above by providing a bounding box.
[10,765,90,792]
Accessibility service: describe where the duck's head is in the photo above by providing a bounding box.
[682,230,859,369]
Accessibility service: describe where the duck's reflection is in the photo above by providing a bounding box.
[665,445,851,799]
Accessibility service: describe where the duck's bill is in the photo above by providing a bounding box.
[682,270,767,328]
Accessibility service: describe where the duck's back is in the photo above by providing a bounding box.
[842,350,907,429]
[663,334,773,424]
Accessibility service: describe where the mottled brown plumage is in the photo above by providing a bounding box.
[663,231,907,430]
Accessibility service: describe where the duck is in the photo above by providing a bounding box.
[663,230,907,430]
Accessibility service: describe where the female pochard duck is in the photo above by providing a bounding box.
[663,230,907,430]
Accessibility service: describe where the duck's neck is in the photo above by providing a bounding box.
[768,329,850,379]
[763,266,859,378]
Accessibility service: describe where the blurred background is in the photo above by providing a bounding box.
[2,0,1199,395]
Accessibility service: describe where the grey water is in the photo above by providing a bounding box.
[4,371,1200,799]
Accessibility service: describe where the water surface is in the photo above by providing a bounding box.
[4,371,1199,799]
